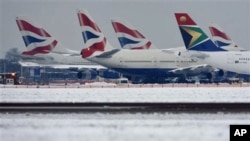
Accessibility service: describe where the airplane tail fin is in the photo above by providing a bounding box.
[16,16,58,55]
[16,16,78,56]
[77,10,114,58]
[208,24,246,51]
[111,18,156,49]
[175,13,225,52]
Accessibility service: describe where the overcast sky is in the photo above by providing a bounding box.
[0,0,249,58]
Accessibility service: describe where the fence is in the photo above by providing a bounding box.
[1,82,249,89]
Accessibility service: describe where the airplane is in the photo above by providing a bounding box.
[209,23,246,51]
[77,9,231,83]
[112,17,250,82]
[175,13,250,75]
[208,24,250,81]
[16,16,120,79]
[112,17,249,82]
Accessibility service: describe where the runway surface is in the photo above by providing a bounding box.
[1,86,250,141]
[1,102,250,113]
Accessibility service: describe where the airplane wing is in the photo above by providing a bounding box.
[18,61,45,67]
[50,64,106,70]
[189,51,210,60]
[19,60,106,71]
[50,51,81,57]
[162,48,206,59]
[95,49,120,58]
[168,64,214,75]
[168,50,210,60]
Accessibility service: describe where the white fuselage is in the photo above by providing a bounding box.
[200,51,250,75]
[18,51,105,70]
[23,52,94,66]
[87,49,201,77]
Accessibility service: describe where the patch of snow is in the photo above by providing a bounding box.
[1,113,250,141]
[0,87,249,103]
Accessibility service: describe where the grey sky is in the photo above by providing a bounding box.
[0,0,249,58]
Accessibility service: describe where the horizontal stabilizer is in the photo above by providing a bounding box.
[95,49,120,58]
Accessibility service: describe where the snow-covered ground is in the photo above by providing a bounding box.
[1,112,250,141]
[0,87,249,103]
[1,86,250,141]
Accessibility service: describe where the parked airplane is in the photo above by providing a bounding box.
[77,9,230,83]
[175,13,250,75]
[111,17,249,82]
[112,17,248,82]
[16,16,120,79]
[208,24,250,81]
[209,24,246,51]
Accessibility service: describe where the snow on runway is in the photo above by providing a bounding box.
[1,86,250,141]
[1,112,250,141]
[0,87,250,103]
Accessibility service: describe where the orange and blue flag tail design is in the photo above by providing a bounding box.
[175,13,225,52]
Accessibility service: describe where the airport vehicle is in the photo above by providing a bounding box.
[0,73,19,85]
[16,16,120,79]
[175,13,250,75]
[77,10,230,83]
[116,77,129,84]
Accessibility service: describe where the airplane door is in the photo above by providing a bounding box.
[119,57,124,67]
[227,54,234,64]
[175,57,180,67]
[152,56,158,67]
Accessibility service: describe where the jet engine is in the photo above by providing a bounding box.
[206,72,216,80]
[99,69,120,79]
[77,69,97,80]
[217,69,227,77]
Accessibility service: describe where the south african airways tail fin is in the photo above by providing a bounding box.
[111,18,156,49]
[174,13,225,52]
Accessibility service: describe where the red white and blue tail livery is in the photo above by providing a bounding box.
[77,10,114,58]
[209,24,246,51]
[209,24,234,47]
[111,18,156,49]
[16,17,58,55]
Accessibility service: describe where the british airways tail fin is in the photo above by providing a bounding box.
[77,10,114,58]
[16,16,78,56]
[209,24,246,51]
[16,16,58,55]
[175,13,225,52]
[209,24,235,47]
[111,18,156,49]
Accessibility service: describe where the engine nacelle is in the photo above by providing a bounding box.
[99,69,120,79]
[206,69,228,82]
[206,72,216,80]
[77,70,97,80]
[217,69,227,77]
